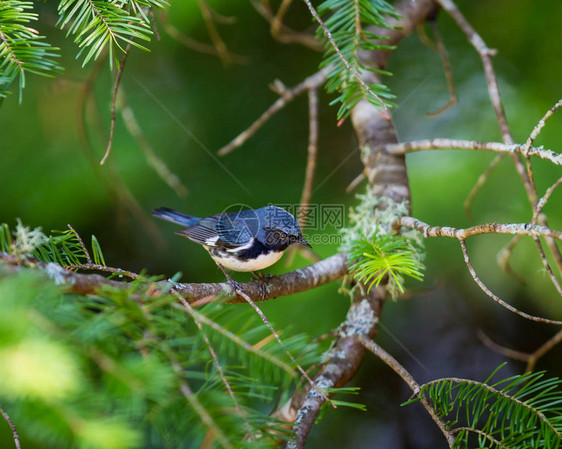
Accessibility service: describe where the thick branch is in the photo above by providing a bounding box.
[286,1,438,447]
[0,252,347,303]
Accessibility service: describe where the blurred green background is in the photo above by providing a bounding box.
[1,0,561,447]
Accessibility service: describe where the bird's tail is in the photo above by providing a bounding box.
[152,207,200,227]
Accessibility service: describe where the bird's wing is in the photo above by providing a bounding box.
[176,213,256,249]
[176,215,223,247]
[216,211,260,247]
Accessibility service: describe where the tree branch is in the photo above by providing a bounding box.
[394,217,562,241]
[284,1,439,447]
[0,251,348,303]
[101,42,132,165]
[385,138,562,165]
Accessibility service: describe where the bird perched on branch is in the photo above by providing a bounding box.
[153,205,311,290]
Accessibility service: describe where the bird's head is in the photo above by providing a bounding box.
[259,206,311,251]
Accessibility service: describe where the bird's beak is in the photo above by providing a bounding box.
[299,236,312,248]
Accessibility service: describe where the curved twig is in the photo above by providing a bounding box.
[0,407,21,449]
[358,336,455,446]
[460,240,562,325]
[217,68,330,156]
[101,42,132,165]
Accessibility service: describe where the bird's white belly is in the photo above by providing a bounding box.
[209,250,284,272]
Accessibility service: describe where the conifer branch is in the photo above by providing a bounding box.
[0,1,63,101]
[419,369,562,447]
[56,0,166,68]
[305,0,394,119]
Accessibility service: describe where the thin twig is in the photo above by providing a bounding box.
[464,154,504,219]
[524,99,562,150]
[197,0,235,66]
[235,288,332,405]
[345,172,366,193]
[496,235,527,284]
[298,88,319,223]
[271,0,294,38]
[526,329,562,372]
[524,101,562,275]
[0,407,21,449]
[385,138,562,165]
[460,240,562,325]
[166,348,234,449]
[450,427,508,449]
[149,9,160,41]
[533,177,562,223]
[171,299,295,375]
[438,4,562,297]
[358,336,455,446]
[77,53,165,248]
[67,224,92,264]
[171,290,251,432]
[120,91,188,197]
[437,0,537,205]
[66,263,138,279]
[217,68,330,156]
[159,13,247,63]
[533,236,562,296]
[477,329,530,362]
[494,100,562,279]
[101,42,132,165]
[426,20,457,117]
[477,328,562,373]
[395,216,562,241]
[286,87,320,265]
[251,0,322,50]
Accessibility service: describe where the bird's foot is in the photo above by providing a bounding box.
[252,271,273,281]
[251,271,270,303]
[225,273,244,295]
[216,264,244,296]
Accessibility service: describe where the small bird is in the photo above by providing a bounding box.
[153,205,311,287]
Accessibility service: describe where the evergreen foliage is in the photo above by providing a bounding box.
[340,189,424,297]
[57,0,163,69]
[0,1,63,101]
[0,0,168,101]
[0,221,323,448]
[406,364,562,449]
[316,0,398,119]
[347,229,424,294]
